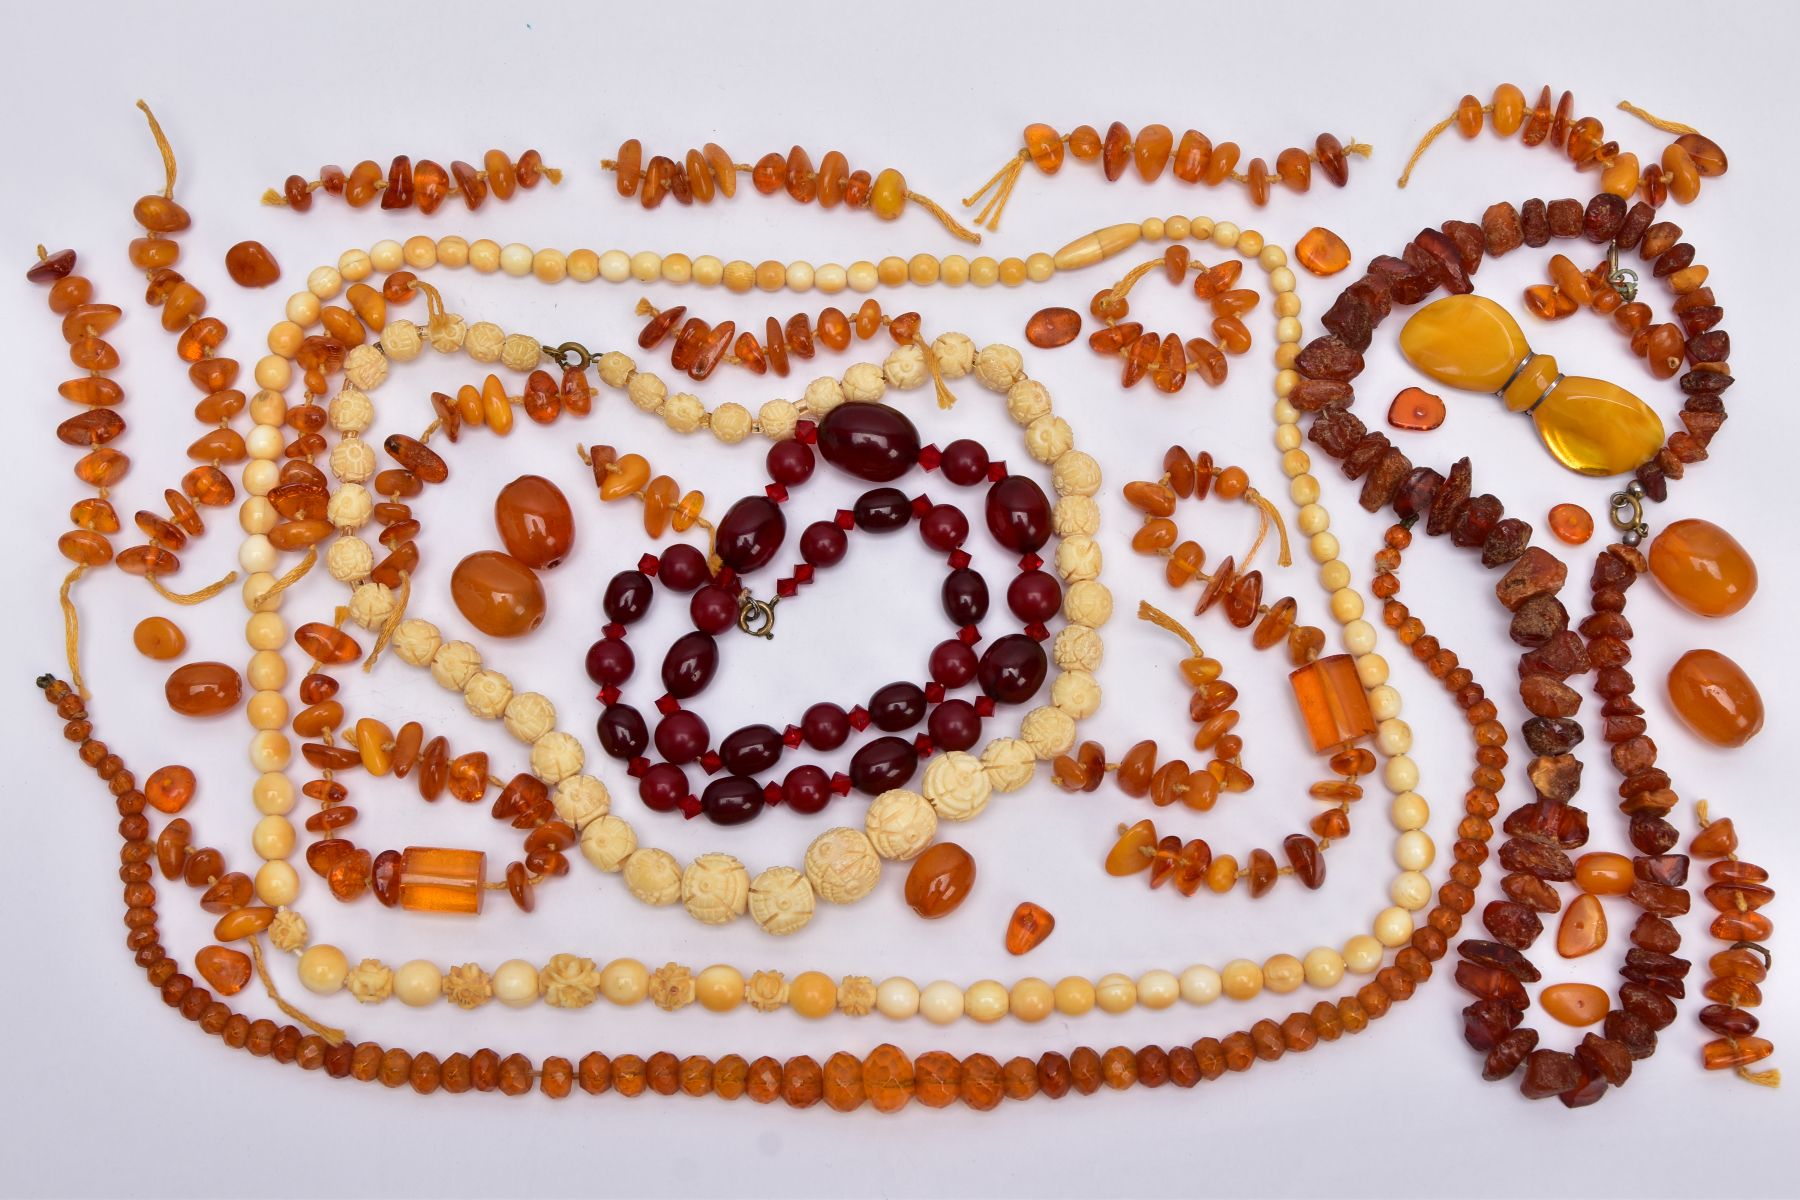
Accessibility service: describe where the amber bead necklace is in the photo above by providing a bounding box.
[1686,806,1779,1080]
[262,148,561,214]
[631,297,939,382]
[1292,192,1774,1096]
[1399,84,1728,207]
[965,124,1369,231]
[602,139,981,244]
[1075,251,1257,392]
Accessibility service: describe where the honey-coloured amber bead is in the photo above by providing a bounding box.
[494,475,575,569]
[1105,820,1156,876]
[1648,518,1757,618]
[165,662,243,717]
[133,616,186,660]
[450,551,546,639]
[145,764,196,814]
[1556,893,1608,958]
[1666,648,1764,747]
[397,846,486,916]
[904,843,976,919]
[1540,982,1610,1027]
[1295,226,1351,277]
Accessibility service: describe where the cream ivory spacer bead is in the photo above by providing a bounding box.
[1259,243,1288,270]
[567,249,599,281]
[1053,976,1096,1016]
[305,265,342,299]
[696,965,745,1013]
[1329,588,1363,623]
[368,240,403,271]
[1178,965,1222,1005]
[599,250,631,282]
[1368,685,1402,721]
[246,650,285,692]
[1342,935,1383,974]
[1390,791,1429,830]
[252,771,294,816]
[337,248,372,281]
[1319,559,1350,592]
[245,688,285,729]
[1137,970,1179,1010]
[1280,448,1310,477]
[919,980,964,1025]
[1095,973,1137,1014]
[394,960,442,1007]
[1356,653,1390,688]
[1221,959,1262,1000]
[630,251,661,282]
[1296,504,1328,535]
[1343,619,1378,655]
[1310,532,1339,564]
[1374,906,1415,947]
[1394,830,1435,871]
[492,959,539,1007]
[1376,718,1413,755]
[1290,474,1320,506]
[298,945,348,994]
[599,958,649,1005]
[964,980,1009,1022]
[815,263,847,292]
[1303,947,1346,988]
[1384,754,1420,792]
[403,236,437,270]
[254,860,297,906]
[251,814,294,861]
[1010,978,1053,1022]
[436,236,470,268]
[876,977,921,1020]
[248,730,290,773]
[468,240,501,272]
[1391,870,1433,910]
[1262,953,1305,994]
[285,291,320,324]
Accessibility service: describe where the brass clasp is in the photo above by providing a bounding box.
[737,593,778,640]
[1607,243,1639,305]
[1608,480,1649,546]
[544,340,593,372]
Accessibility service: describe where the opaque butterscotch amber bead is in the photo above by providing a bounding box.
[1648,518,1756,617]
[397,846,486,915]
[1667,648,1763,747]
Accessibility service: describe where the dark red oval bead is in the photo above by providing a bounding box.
[929,640,979,688]
[765,439,816,486]
[661,631,718,699]
[849,735,919,794]
[714,495,787,572]
[781,764,833,814]
[657,544,710,592]
[978,634,1048,703]
[639,763,689,812]
[919,504,970,551]
[853,487,912,532]
[802,703,850,750]
[585,639,635,687]
[603,570,654,624]
[1007,570,1062,623]
[939,439,990,487]
[719,723,783,775]
[868,682,927,731]
[701,775,765,825]
[817,402,921,482]
[942,568,990,625]
[654,710,709,763]
[799,521,848,567]
[928,698,982,751]
[986,475,1053,553]
[689,585,739,634]
[597,704,648,759]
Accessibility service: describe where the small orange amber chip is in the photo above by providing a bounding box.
[195,945,253,996]
[1294,227,1351,277]
[1556,893,1608,958]
[1025,307,1081,349]
[1547,503,1594,545]
[133,616,186,660]
[1539,982,1611,1027]
[1387,386,1446,432]
[145,764,197,814]
[1005,902,1056,955]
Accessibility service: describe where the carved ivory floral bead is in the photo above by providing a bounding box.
[553,775,609,830]
[462,669,513,719]
[920,752,991,822]
[804,827,881,904]
[1053,625,1104,671]
[429,641,482,690]
[979,737,1036,791]
[748,866,815,935]
[501,692,557,743]
[973,344,1024,392]
[579,815,636,872]
[801,375,844,416]
[1056,535,1102,582]
[931,332,975,377]
[864,789,938,860]
[1005,379,1052,425]
[528,731,583,783]
[622,848,681,906]
[682,853,750,925]
[539,954,602,1008]
[1020,705,1076,758]
[1054,495,1101,538]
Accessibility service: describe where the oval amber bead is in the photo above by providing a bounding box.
[450,551,546,639]
[1648,518,1756,618]
[1667,648,1764,747]
[903,843,976,919]
[494,474,575,569]
[1539,982,1610,1027]
[294,622,361,665]
[58,530,112,565]
[164,662,243,716]
[1573,853,1633,895]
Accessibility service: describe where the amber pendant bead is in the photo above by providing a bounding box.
[450,551,547,638]
[1666,648,1764,747]
[1004,902,1056,955]
[1648,518,1757,617]
[493,475,575,569]
[904,843,976,919]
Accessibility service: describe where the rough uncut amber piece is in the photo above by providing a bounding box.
[1288,654,1375,752]
[1648,519,1756,618]
[1667,648,1763,747]
[1387,386,1445,432]
[398,846,486,915]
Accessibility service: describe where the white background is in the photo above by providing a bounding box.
[3,3,1796,1197]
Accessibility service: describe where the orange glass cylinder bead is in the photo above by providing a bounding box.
[397,846,487,916]
[1288,654,1377,753]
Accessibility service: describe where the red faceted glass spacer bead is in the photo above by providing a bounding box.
[830,773,853,795]
[715,567,739,592]
[782,725,804,748]
[794,564,815,584]
[1025,621,1049,641]
[948,549,972,570]
[776,578,799,597]
[847,706,871,731]
[700,750,722,774]
[835,509,856,530]
[925,682,946,703]
[597,686,622,705]
[655,694,680,715]
[795,420,817,444]
[603,623,626,640]
[762,782,783,804]
[958,624,982,645]
[1020,552,1043,571]
[975,696,996,717]
[987,461,1008,482]
[913,734,933,756]
[919,443,942,470]
[638,553,660,575]
[679,797,702,819]
[910,494,932,517]
[765,482,789,503]
[627,757,650,778]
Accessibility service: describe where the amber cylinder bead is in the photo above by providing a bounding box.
[1288,655,1377,752]
[397,846,486,916]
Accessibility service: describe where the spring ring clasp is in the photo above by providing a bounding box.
[737,593,778,640]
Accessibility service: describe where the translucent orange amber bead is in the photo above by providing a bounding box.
[1294,227,1351,277]
[1667,648,1764,747]
[1557,893,1608,958]
[1023,123,1064,173]
[1539,983,1610,1027]
[1005,902,1055,955]
[1133,124,1173,181]
[1648,518,1757,617]
[1105,820,1156,876]
[870,169,907,220]
[145,764,196,814]
[1386,386,1444,432]
[1547,503,1594,545]
[398,846,487,915]
[1288,655,1376,753]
